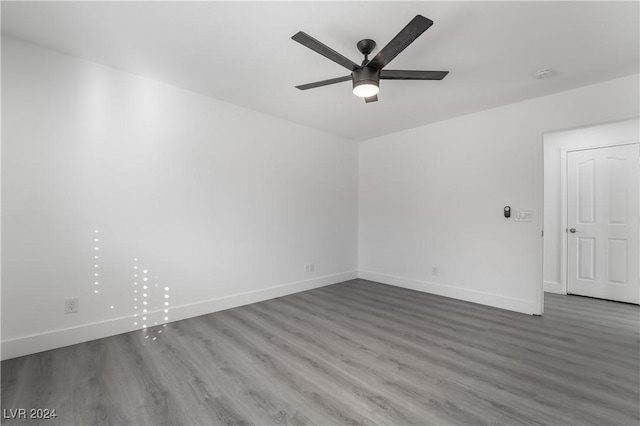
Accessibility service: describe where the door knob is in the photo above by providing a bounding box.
[569,228,578,233]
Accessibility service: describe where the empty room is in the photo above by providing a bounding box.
[1,1,639,425]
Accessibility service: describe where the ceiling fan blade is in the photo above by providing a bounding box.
[365,95,378,103]
[367,15,433,70]
[292,31,359,71]
[380,70,448,80]
[295,75,352,90]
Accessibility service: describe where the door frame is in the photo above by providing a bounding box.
[560,141,639,295]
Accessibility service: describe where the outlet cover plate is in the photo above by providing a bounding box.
[65,297,79,314]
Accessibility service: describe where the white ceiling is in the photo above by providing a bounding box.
[2,1,638,141]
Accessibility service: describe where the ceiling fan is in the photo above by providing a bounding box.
[292,15,449,103]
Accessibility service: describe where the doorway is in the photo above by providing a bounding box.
[542,118,640,308]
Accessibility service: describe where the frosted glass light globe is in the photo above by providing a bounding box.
[352,83,379,98]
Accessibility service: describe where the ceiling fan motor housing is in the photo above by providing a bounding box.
[352,67,380,91]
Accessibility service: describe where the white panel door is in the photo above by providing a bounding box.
[567,144,639,303]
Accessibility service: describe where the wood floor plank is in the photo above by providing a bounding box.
[245,300,541,425]
[218,306,448,425]
[315,283,640,418]
[322,282,639,387]
[285,291,614,425]
[2,279,639,425]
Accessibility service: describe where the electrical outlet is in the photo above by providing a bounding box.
[65,297,79,314]
[432,266,438,276]
[309,263,315,273]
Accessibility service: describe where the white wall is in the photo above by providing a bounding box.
[359,74,639,314]
[1,37,358,360]
[543,118,639,294]
[3,36,638,361]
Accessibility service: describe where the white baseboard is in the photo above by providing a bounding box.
[1,271,357,360]
[543,281,564,294]
[357,270,537,315]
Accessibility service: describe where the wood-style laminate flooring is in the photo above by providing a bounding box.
[2,279,639,425]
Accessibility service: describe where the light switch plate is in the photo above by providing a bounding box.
[515,210,533,222]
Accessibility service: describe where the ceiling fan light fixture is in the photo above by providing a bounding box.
[353,81,379,98]
[352,67,380,98]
